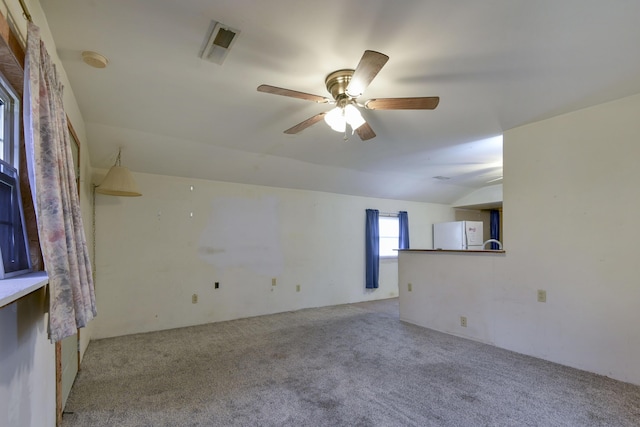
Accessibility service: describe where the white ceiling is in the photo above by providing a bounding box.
[39,0,640,203]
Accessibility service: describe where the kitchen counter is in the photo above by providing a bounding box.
[398,249,505,254]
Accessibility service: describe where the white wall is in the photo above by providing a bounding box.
[399,92,640,385]
[399,251,504,340]
[499,92,640,384]
[93,172,453,338]
[453,184,503,207]
[0,289,56,427]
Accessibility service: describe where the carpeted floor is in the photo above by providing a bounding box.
[62,298,640,426]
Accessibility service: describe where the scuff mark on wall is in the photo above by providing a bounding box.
[198,196,283,277]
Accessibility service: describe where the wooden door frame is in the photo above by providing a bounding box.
[56,119,82,426]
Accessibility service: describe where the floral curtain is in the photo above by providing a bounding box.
[23,22,96,342]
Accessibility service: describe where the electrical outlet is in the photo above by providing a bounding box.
[460,316,467,327]
[408,283,412,292]
[214,282,219,289]
[296,284,301,292]
[272,278,277,286]
[192,294,198,304]
[537,289,547,303]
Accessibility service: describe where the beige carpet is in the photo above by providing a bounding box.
[62,298,640,426]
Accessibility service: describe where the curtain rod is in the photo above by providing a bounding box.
[19,0,33,22]
[379,211,400,217]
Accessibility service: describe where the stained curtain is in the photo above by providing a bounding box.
[490,209,500,250]
[365,209,379,289]
[398,211,410,249]
[23,22,96,342]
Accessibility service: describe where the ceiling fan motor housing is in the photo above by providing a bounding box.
[325,69,355,103]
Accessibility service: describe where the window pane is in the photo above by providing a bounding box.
[0,99,5,162]
[379,217,398,236]
[0,71,19,167]
[380,237,398,257]
[379,216,399,257]
[0,161,31,277]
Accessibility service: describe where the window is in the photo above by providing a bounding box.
[0,72,19,166]
[379,215,399,257]
[0,71,30,279]
[0,161,30,278]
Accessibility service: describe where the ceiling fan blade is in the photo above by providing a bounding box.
[355,122,376,141]
[284,112,327,134]
[364,97,440,110]
[257,85,330,103]
[346,50,389,97]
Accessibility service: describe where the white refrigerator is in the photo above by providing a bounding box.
[433,221,484,250]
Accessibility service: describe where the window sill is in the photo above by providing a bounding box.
[0,271,48,309]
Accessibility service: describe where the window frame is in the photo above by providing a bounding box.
[0,70,19,168]
[0,69,30,279]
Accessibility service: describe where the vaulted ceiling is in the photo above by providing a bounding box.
[40,0,640,203]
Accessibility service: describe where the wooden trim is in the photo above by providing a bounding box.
[77,329,82,370]
[55,341,62,426]
[0,9,25,94]
[67,117,83,371]
[67,117,81,196]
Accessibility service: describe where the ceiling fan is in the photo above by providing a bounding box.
[257,50,439,141]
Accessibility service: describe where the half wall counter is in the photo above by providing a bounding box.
[397,249,506,344]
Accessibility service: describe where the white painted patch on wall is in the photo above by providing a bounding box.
[198,196,283,276]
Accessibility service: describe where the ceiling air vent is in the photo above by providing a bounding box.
[199,20,240,65]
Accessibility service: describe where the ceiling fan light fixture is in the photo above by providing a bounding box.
[344,104,365,130]
[324,107,346,132]
[324,104,365,133]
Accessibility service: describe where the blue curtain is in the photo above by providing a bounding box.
[398,211,410,249]
[365,209,379,289]
[490,210,500,249]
